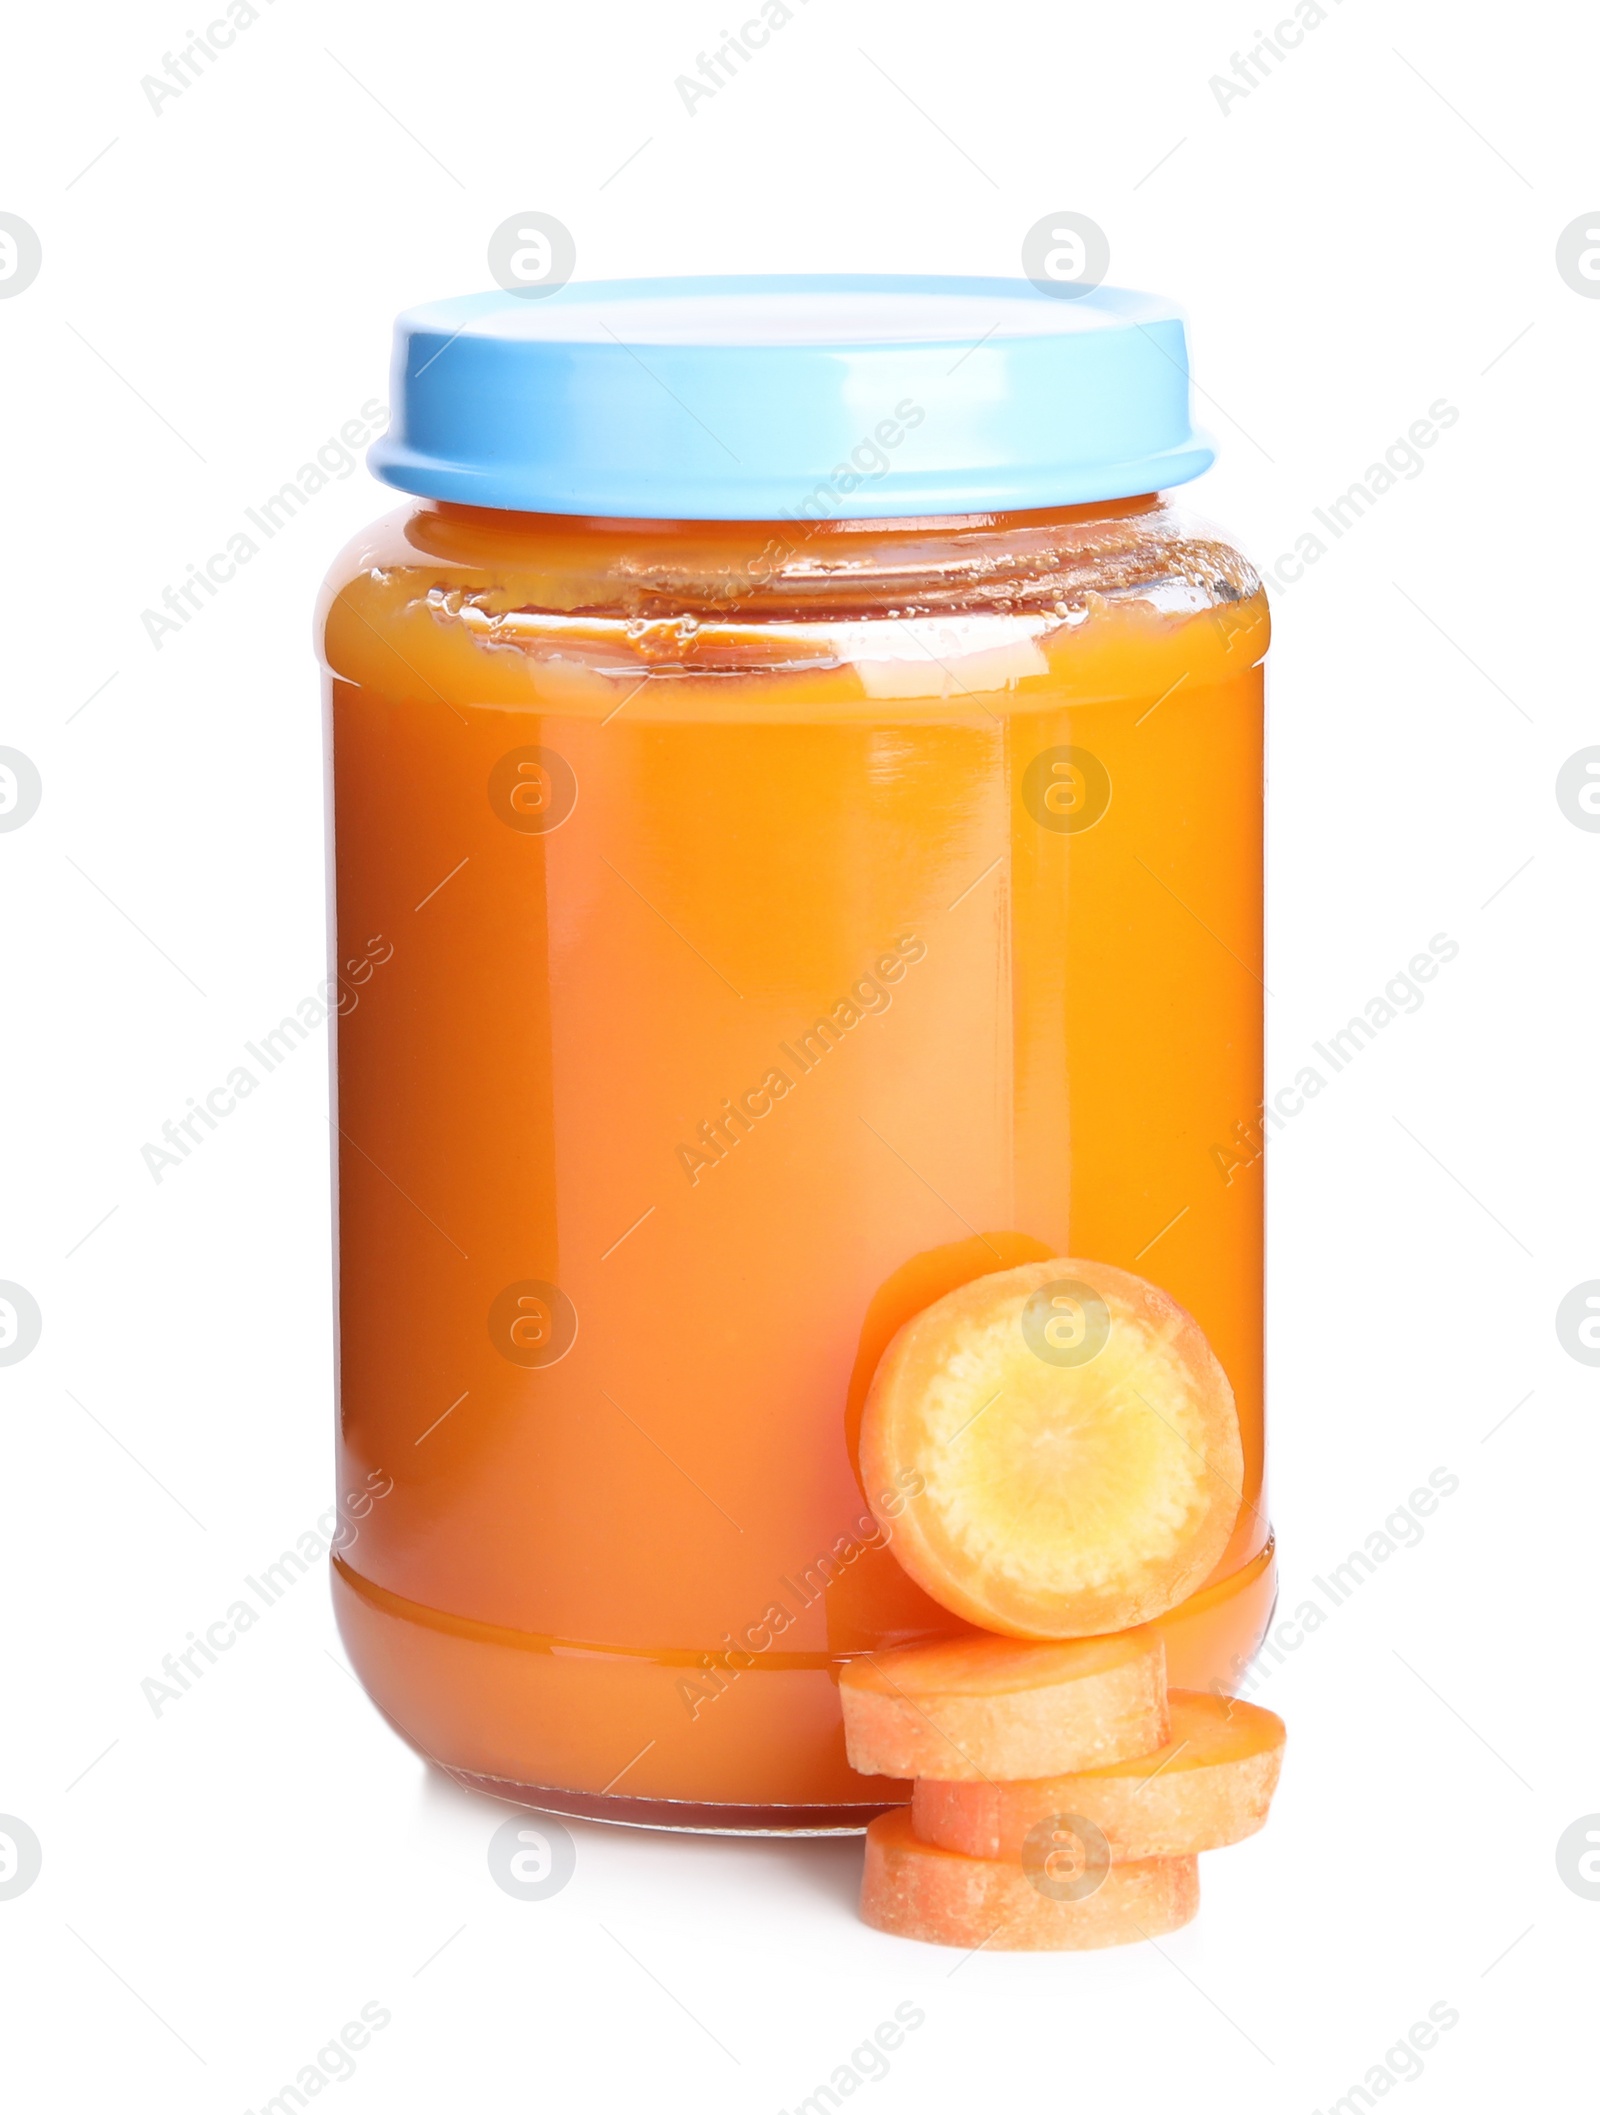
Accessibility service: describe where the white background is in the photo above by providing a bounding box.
[2,0,1595,2108]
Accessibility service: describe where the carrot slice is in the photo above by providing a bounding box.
[860,1257,1244,1638]
[839,1630,1167,1781]
[862,1808,1198,1950]
[913,1690,1284,1860]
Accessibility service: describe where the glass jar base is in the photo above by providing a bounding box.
[443,1769,897,1837]
[333,1540,1277,1828]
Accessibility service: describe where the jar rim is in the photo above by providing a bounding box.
[369,273,1215,521]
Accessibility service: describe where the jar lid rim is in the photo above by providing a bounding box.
[369,273,1215,520]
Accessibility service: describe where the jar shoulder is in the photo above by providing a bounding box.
[318,498,1267,702]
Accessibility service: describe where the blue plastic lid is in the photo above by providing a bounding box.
[369,273,1214,521]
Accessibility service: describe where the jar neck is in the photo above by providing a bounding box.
[402,493,1177,623]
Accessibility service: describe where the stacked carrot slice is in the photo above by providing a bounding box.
[844,1259,1285,1949]
[842,1631,1283,1949]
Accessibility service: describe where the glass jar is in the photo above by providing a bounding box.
[318,277,1272,1832]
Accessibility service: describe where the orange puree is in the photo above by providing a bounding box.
[318,495,1271,1830]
